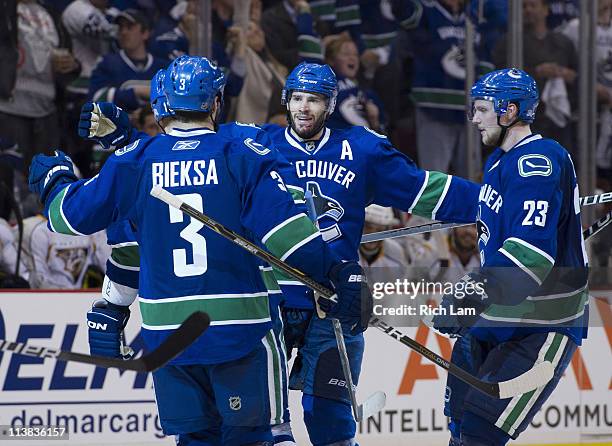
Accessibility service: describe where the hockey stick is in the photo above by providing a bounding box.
[372,213,611,399]
[361,221,472,243]
[582,210,612,239]
[0,312,210,372]
[152,187,384,421]
[361,197,612,244]
[371,317,553,399]
[304,190,373,422]
[151,187,552,400]
[579,191,612,207]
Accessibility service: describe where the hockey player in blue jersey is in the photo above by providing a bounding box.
[431,68,589,446]
[77,61,481,446]
[28,56,373,446]
[260,63,480,446]
[79,66,310,446]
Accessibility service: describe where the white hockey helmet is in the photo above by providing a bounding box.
[364,205,398,227]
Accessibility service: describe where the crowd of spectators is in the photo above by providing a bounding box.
[0,0,610,289]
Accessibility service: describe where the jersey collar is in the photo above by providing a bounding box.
[513,133,542,150]
[119,50,153,72]
[284,127,331,156]
[165,127,216,137]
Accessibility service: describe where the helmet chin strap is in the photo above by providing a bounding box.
[494,114,520,147]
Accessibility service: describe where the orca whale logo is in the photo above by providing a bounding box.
[306,181,345,242]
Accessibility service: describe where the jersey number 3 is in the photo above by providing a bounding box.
[169,193,208,277]
[522,200,548,227]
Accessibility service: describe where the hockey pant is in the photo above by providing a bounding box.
[282,308,364,446]
[445,332,577,446]
[152,331,283,446]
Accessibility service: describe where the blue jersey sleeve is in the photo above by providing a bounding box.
[479,154,563,305]
[44,140,145,236]
[105,219,140,289]
[367,129,479,222]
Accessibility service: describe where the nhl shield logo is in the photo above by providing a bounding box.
[229,396,242,411]
[305,141,316,152]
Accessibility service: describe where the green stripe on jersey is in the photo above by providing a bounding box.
[48,187,80,236]
[335,6,360,26]
[411,171,449,218]
[310,0,335,19]
[139,293,270,327]
[411,88,466,108]
[500,238,554,284]
[287,185,305,201]
[260,268,280,292]
[264,215,319,260]
[111,245,140,268]
[482,288,588,323]
[265,331,282,424]
[298,35,323,59]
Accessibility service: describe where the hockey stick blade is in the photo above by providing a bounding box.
[497,361,554,399]
[0,312,210,372]
[358,391,387,421]
[372,317,554,399]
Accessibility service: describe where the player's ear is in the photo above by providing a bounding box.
[506,102,519,121]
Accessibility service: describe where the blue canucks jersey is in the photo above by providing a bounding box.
[44,126,336,365]
[88,50,167,111]
[472,134,589,345]
[327,75,387,130]
[406,0,491,122]
[105,219,139,289]
[262,124,480,308]
[102,123,299,306]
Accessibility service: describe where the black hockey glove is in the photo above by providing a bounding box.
[322,261,373,334]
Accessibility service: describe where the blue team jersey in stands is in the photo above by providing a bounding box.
[472,134,589,345]
[262,124,480,308]
[44,126,334,364]
[88,50,167,111]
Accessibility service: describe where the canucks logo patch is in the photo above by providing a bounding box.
[518,154,552,177]
[244,137,271,155]
[115,139,140,156]
[172,140,200,151]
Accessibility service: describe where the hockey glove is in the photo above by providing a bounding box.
[431,273,489,337]
[323,261,373,334]
[28,150,77,203]
[87,299,133,359]
[78,102,131,150]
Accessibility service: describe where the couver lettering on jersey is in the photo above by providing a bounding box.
[294,159,356,189]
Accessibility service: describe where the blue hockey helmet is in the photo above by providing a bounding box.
[150,69,174,122]
[163,55,226,113]
[282,62,338,113]
[470,68,539,123]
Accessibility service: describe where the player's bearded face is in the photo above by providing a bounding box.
[288,92,328,139]
[471,100,501,146]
